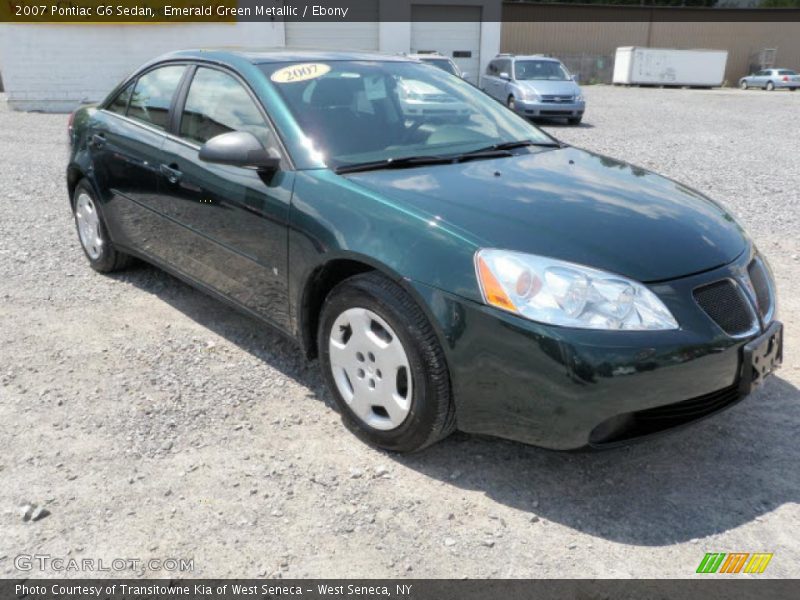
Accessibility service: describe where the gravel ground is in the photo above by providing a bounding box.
[1,85,799,579]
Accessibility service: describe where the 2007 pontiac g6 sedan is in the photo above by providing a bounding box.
[67,50,783,452]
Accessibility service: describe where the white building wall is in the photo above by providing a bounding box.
[0,11,501,112]
[0,22,284,111]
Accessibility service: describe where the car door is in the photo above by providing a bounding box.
[754,70,769,87]
[89,64,187,251]
[483,60,500,99]
[157,65,294,330]
[497,59,513,101]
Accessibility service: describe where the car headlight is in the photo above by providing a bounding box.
[475,249,678,331]
[521,89,539,101]
[575,93,584,102]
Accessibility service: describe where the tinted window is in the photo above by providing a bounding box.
[107,82,133,116]
[180,67,271,147]
[486,60,498,76]
[420,58,458,76]
[778,70,797,75]
[498,60,512,76]
[514,60,570,81]
[128,65,186,131]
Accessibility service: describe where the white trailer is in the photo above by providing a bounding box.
[613,47,728,87]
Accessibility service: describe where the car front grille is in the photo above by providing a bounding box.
[635,384,741,423]
[539,110,574,116]
[589,383,742,446]
[747,258,773,320]
[540,95,575,103]
[693,279,756,336]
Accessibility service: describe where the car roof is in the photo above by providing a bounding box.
[512,55,561,62]
[408,54,451,60]
[159,48,414,65]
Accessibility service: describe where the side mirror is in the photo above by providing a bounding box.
[199,131,280,172]
[461,71,470,80]
[571,74,579,82]
[499,71,511,80]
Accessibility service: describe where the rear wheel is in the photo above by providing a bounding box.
[740,80,748,90]
[318,272,455,452]
[766,81,775,91]
[72,180,132,273]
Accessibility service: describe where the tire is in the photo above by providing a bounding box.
[507,95,516,111]
[740,80,748,90]
[72,180,132,273]
[568,117,582,125]
[318,272,455,452]
[766,81,775,91]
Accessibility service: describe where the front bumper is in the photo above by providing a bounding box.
[411,247,778,450]
[514,98,586,118]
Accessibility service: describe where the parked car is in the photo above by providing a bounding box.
[407,52,467,80]
[397,77,471,121]
[482,54,585,124]
[68,50,781,453]
[739,68,799,91]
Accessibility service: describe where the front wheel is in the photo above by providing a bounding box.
[766,81,775,91]
[568,117,582,125]
[740,80,748,90]
[507,95,516,110]
[318,272,455,452]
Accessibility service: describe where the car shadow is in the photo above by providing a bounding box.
[115,262,798,547]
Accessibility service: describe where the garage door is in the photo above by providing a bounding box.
[411,5,482,85]
[285,2,379,51]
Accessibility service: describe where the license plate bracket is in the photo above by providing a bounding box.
[739,321,783,395]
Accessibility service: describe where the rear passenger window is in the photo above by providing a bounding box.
[128,65,186,131]
[107,82,133,116]
[179,67,272,148]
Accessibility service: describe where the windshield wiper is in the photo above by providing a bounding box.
[334,139,565,174]
[482,139,565,151]
[334,155,454,175]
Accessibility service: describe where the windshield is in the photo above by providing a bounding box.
[419,58,458,76]
[261,60,553,168]
[514,60,570,81]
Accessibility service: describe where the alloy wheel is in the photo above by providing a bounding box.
[328,307,412,431]
[74,192,103,260]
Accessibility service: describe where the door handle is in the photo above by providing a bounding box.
[90,133,106,148]
[160,164,183,184]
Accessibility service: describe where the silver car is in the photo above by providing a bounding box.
[739,68,800,91]
[408,53,467,80]
[482,54,585,125]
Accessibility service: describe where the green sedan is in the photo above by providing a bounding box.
[67,50,782,452]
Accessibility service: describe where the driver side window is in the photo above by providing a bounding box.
[179,67,273,148]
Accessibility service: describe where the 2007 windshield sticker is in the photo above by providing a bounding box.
[271,63,331,83]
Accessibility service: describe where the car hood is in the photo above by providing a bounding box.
[344,147,747,283]
[518,79,580,96]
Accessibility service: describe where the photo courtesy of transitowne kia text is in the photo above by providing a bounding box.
[31,3,352,19]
